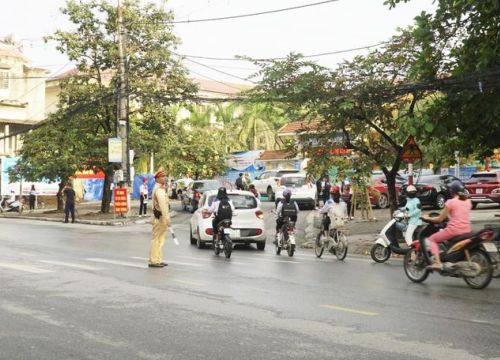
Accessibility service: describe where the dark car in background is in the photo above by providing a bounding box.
[465,171,500,209]
[181,180,222,212]
[400,174,463,209]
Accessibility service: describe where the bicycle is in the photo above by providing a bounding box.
[315,215,348,261]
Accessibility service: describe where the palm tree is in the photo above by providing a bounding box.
[237,103,279,150]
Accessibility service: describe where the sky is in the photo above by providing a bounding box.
[0,0,436,84]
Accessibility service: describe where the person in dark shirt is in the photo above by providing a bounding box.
[63,182,76,223]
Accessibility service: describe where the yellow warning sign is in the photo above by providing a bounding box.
[400,136,422,162]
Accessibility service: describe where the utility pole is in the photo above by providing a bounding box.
[117,0,129,185]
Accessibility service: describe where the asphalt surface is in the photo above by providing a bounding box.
[1,207,500,359]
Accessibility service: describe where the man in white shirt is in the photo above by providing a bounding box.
[139,178,148,217]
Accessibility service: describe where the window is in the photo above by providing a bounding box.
[0,71,8,90]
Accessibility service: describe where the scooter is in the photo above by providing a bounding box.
[483,223,500,278]
[275,216,296,257]
[213,219,233,259]
[370,209,416,263]
[0,195,23,213]
[404,218,497,289]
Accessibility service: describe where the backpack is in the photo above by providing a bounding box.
[328,203,345,228]
[281,200,298,221]
[217,198,233,220]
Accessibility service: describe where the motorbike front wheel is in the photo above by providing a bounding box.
[370,243,391,263]
[404,248,430,283]
[315,233,325,258]
[223,235,232,259]
[335,232,348,261]
[463,249,493,289]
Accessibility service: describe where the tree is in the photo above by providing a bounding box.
[247,30,437,212]
[386,0,500,157]
[14,0,195,213]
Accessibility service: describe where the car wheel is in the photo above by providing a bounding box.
[257,241,266,251]
[267,187,275,202]
[435,194,446,209]
[377,194,389,209]
[196,229,204,249]
[189,225,196,245]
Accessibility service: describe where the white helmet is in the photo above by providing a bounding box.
[407,185,417,193]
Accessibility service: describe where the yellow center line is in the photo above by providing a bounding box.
[321,304,379,316]
[173,279,204,286]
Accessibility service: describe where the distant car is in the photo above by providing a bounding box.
[189,190,266,250]
[400,174,463,209]
[465,170,500,209]
[251,169,300,201]
[182,180,221,212]
[274,173,316,209]
[370,174,407,209]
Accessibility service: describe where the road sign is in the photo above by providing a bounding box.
[400,136,422,162]
[113,188,128,214]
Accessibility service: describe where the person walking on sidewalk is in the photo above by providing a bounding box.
[139,178,148,217]
[149,167,170,268]
[63,182,76,223]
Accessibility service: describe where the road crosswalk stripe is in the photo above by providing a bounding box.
[0,262,53,274]
[321,304,379,316]
[86,258,145,269]
[39,260,104,271]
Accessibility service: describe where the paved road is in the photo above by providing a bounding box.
[1,217,499,360]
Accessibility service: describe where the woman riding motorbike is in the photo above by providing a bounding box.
[421,180,472,270]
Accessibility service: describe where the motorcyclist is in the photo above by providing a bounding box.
[208,187,235,243]
[402,185,422,245]
[274,188,299,244]
[421,180,472,270]
[319,186,347,235]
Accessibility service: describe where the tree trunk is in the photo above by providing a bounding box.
[101,166,114,213]
[56,182,65,211]
[383,147,404,214]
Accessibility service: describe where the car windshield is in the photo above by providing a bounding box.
[467,173,499,183]
[276,170,299,177]
[207,194,257,209]
[193,181,220,191]
[281,176,306,186]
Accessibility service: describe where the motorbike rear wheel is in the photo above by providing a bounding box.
[223,235,232,259]
[335,232,348,261]
[370,243,391,263]
[315,233,325,258]
[213,237,221,256]
[404,249,430,283]
[463,249,493,289]
[287,243,295,257]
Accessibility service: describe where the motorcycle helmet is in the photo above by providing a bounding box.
[330,185,340,194]
[448,180,465,195]
[283,188,292,202]
[406,185,417,198]
[216,187,227,200]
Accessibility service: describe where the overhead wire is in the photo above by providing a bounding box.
[171,0,340,24]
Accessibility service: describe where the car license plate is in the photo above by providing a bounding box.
[483,242,498,253]
[224,228,240,237]
[476,188,483,194]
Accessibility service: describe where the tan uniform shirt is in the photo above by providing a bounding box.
[152,183,170,224]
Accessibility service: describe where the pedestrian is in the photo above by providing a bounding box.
[315,176,324,207]
[139,178,148,217]
[149,167,170,268]
[342,180,353,220]
[244,172,251,190]
[63,182,76,223]
[29,184,37,212]
[235,173,244,190]
[322,176,331,206]
[248,184,260,198]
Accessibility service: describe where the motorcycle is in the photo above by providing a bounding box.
[0,195,23,213]
[275,216,296,257]
[404,217,497,289]
[483,223,500,278]
[213,219,233,259]
[370,209,420,263]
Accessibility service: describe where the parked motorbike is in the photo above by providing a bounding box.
[213,219,233,259]
[275,216,296,257]
[370,209,419,263]
[404,217,497,289]
[0,195,23,213]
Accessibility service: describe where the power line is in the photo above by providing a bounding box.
[179,41,388,62]
[171,0,340,24]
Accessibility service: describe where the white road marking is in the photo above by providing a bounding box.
[86,258,145,269]
[39,260,104,271]
[130,257,203,267]
[321,304,379,316]
[0,262,53,274]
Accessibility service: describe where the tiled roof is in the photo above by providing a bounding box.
[258,150,296,161]
[277,119,321,135]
